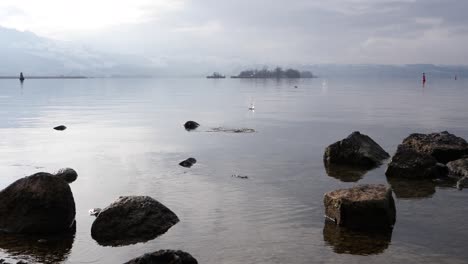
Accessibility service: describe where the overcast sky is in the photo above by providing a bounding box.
[1,0,467,65]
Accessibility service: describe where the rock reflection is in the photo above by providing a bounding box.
[323,220,392,255]
[324,163,369,182]
[387,176,457,199]
[0,223,75,263]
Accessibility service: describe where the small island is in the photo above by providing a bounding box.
[231,67,316,79]
[206,72,226,79]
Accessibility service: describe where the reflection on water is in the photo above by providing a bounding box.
[324,163,370,182]
[1,77,468,263]
[0,223,75,263]
[323,220,393,255]
[387,176,458,199]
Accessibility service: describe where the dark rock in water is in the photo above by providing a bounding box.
[54,168,77,183]
[123,250,198,264]
[184,121,199,131]
[0,172,76,234]
[179,158,197,168]
[323,220,392,255]
[447,158,468,178]
[324,163,368,182]
[53,125,67,131]
[324,131,390,168]
[401,131,468,164]
[91,196,179,246]
[324,184,396,230]
[456,176,468,190]
[0,223,75,263]
[386,145,448,179]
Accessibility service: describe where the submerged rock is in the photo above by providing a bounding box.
[207,127,256,133]
[456,176,468,190]
[184,121,199,131]
[323,184,396,230]
[324,131,390,168]
[0,172,76,234]
[386,145,448,179]
[91,196,179,246]
[401,131,468,164]
[53,125,67,131]
[179,158,197,168]
[324,164,368,183]
[123,250,198,264]
[55,168,78,184]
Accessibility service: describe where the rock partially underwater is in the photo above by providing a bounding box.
[0,170,77,234]
[123,250,198,264]
[91,196,179,246]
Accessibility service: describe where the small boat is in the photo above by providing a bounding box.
[206,72,226,79]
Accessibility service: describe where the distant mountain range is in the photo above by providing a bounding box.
[0,26,158,77]
[1,26,467,78]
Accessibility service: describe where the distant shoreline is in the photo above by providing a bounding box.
[0,76,87,79]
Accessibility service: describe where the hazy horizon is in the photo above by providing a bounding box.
[1,1,468,76]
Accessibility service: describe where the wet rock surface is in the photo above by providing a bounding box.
[456,176,468,190]
[123,250,198,264]
[179,158,197,168]
[386,145,448,179]
[324,131,390,168]
[401,131,468,164]
[0,172,76,234]
[55,168,78,183]
[324,184,396,230]
[91,196,179,246]
[447,158,468,178]
[183,121,199,131]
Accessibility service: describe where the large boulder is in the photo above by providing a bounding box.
[123,250,198,264]
[401,131,468,164]
[324,132,390,168]
[0,172,76,234]
[386,145,448,179]
[447,158,468,178]
[91,196,179,246]
[323,184,396,230]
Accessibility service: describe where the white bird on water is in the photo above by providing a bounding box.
[249,102,255,110]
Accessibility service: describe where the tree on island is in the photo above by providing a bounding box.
[234,67,314,78]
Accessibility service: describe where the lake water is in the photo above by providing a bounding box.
[0,77,468,264]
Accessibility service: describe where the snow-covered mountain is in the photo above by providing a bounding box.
[0,26,158,77]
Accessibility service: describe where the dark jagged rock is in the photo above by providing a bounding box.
[123,250,198,264]
[323,220,392,255]
[447,158,468,178]
[386,145,448,179]
[0,172,76,234]
[91,196,179,246]
[183,121,199,131]
[324,131,390,168]
[179,158,197,168]
[324,184,396,230]
[53,125,67,131]
[401,131,468,164]
[54,168,77,183]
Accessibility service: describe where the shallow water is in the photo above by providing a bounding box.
[0,77,468,263]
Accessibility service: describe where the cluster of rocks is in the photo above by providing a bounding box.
[322,130,468,250]
[0,168,197,264]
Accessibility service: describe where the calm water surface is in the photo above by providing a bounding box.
[0,77,468,263]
